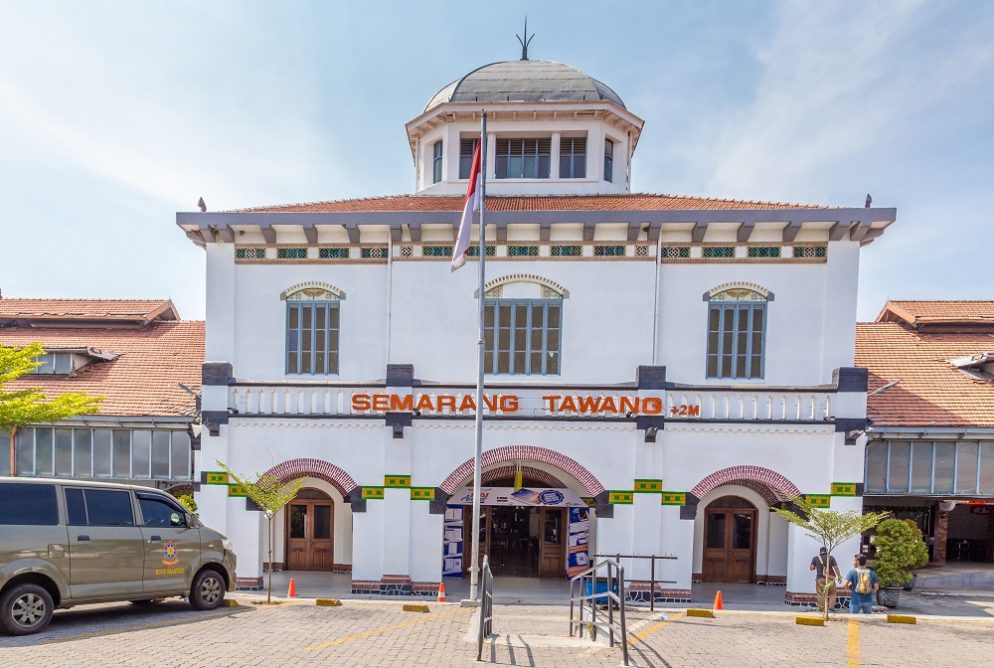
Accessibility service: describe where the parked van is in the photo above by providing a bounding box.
[0,477,236,635]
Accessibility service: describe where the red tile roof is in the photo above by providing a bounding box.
[0,321,204,418]
[0,298,179,323]
[233,193,828,214]
[876,300,994,327]
[856,321,994,428]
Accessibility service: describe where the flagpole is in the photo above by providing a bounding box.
[468,112,487,602]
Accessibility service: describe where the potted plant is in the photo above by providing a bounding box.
[872,519,929,608]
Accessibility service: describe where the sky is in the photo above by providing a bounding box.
[1,0,992,321]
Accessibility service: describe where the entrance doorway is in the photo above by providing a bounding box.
[285,488,334,571]
[463,505,566,577]
[702,495,756,583]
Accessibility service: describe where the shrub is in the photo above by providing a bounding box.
[873,519,929,587]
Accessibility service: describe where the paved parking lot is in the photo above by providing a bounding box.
[2,598,993,667]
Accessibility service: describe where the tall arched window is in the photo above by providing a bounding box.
[705,286,769,379]
[283,285,342,375]
[483,276,566,375]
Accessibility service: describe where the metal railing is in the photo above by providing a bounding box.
[595,553,678,612]
[569,558,630,666]
[476,555,494,662]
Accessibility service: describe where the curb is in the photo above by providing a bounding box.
[403,604,431,613]
[887,614,916,624]
[686,609,715,618]
[317,599,343,607]
[795,616,824,626]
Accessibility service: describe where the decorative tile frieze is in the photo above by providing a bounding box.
[805,494,831,508]
[830,482,859,496]
[661,491,687,506]
[384,474,412,488]
[319,247,350,259]
[227,484,250,497]
[551,244,582,257]
[747,246,781,258]
[277,247,307,259]
[594,244,626,257]
[608,490,634,504]
[634,479,663,493]
[410,487,435,501]
[361,486,385,500]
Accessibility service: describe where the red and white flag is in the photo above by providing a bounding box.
[451,141,482,272]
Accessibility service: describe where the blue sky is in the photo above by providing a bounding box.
[1,1,991,321]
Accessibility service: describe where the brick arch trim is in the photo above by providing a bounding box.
[704,479,779,506]
[481,465,567,488]
[440,446,605,496]
[262,458,359,498]
[692,465,800,503]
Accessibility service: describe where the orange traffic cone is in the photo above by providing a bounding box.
[713,590,724,611]
[437,582,447,603]
[287,578,297,598]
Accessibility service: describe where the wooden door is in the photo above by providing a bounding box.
[538,508,566,577]
[702,504,755,583]
[285,499,334,571]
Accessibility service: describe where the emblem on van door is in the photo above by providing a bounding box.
[161,541,180,568]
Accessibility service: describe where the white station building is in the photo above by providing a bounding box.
[180,51,897,603]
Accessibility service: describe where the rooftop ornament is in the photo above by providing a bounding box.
[516,17,534,61]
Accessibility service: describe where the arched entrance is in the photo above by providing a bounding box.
[702,495,757,583]
[285,488,334,571]
[440,446,606,580]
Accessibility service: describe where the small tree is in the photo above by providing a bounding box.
[218,461,303,603]
[771,497,890,620]
[872,518,929,588]
[1,343,102,475]
[176,493,198,514]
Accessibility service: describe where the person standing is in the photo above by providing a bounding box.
[843,554,879,614]
[809,547,841,612]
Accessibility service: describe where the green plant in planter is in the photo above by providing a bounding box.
[872,519,929,588]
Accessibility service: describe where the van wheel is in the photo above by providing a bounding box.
[189,569,225,610]
[0,584,54,635]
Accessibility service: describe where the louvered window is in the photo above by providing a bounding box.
[432,140,443,184]
[495,138,551,179]
[484,299,561,375]
[459,139,479,179]
[559,137,586,178]
[706,289,767,379]
[604,139,614,183]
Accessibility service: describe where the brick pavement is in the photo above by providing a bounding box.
[1,599,993,667]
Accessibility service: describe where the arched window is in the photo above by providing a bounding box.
[705,286,769,379]
[283,285,342,375]
[482,276,566,376]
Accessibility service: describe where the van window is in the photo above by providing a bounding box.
[0,483,59,526]
[82,489,134,526]
[64,488,88,525]
[138,494,186,527]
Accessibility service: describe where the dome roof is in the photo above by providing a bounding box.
[425,59,625,112]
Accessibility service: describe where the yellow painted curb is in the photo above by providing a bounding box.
[686,608,715,618]
[795,616,824,626]
[220,599,239,608]
[887,614,916,624]
[402,604,430,613]
[316,598,343,607]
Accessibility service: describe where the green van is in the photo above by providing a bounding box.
[0,477,236,635]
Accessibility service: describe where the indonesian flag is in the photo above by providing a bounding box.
[451,141,482,271]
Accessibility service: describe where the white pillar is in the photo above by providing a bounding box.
[659,506,694,597]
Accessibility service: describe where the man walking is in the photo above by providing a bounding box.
[809,546,841,612]
[843,554,879,614]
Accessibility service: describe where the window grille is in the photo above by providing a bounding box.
[635,243,649,257]
[706,288,767,379]
[422,245,453,257]
[551,245,582,257]
[495,138,551,179]
[360,247,388,259]
[661,246,691,259]
[604,139,614,183]
[559,137,586,178]
[400,245,413,257]
[594,245,626,257]
[235,248,265,260]
[507,245,539,257]
[459,139,479,179]
[467,245,496,257]
[748,246,781,258]
[319,248,350,259]
[484,299,561,375]
[703,246,735,259]
[277,248,307,259]
[793,245,827,258]
[432,140,443,184]
[14,427,192,480]
[285,289,340,375]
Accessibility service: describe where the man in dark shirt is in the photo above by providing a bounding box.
[809,546,841,612]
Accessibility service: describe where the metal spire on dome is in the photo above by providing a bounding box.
[516,16,534,60]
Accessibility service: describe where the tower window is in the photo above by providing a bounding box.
[604,139,614,183]
[459,139,478,179]
[432,140,443,184]
[559,137,586,178]
[495,138,551,179]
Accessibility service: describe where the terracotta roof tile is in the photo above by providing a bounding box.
[855,322,994,428]
[0,298,178,322]
[876,300,994,326]
[232,193,829,214]
[0,321,204,418]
